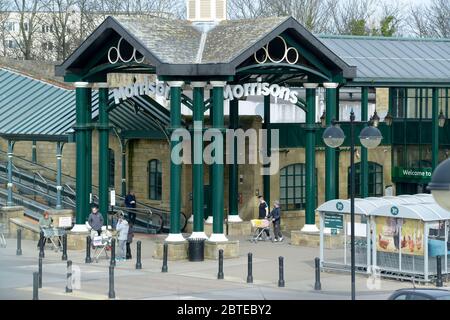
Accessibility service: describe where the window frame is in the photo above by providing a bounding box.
[148,159,162,201]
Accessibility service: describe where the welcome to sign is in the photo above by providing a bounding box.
[392,167,432,182]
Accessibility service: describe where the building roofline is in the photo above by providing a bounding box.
[317,34,450,42]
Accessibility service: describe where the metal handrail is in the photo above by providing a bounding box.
[112,206,164,234]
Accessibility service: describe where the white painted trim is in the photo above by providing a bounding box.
[189,231,209,239]
[191,81,207,88]
[227,215,243,222]
[188,215,194,223]
[323,82,339,89]
[74,82,90,88]
[208,233,228,242]
[205,216,214,224]
[97,82,109,88]
[167,81,184,87]
[210,81,227,87]
[301,224,320,233]
[165,233,186,242]
[303,83,319,89]
[70,224,89,233]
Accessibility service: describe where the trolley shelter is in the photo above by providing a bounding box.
[316,194,445,282]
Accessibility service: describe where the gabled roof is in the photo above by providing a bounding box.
[0,68,170,141]
[56,15,356,79]
[319,35,450,85]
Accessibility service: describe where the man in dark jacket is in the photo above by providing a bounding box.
[125,190,137,224]
[258,196,270,239]
[88,204,104,237]
[269,200,283,242]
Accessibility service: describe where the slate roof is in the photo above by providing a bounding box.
[319,35,450,84]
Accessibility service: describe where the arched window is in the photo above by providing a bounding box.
[348,162,383,197]
[108,148,115,188]
[280,163,316,211]
[148,159,162,200]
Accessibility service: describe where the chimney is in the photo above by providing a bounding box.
[187,0,227,22]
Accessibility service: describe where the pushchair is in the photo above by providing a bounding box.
[250,219,271,243]
[91,230,112,263]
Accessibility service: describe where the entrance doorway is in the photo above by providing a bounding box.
[396,182,429,195]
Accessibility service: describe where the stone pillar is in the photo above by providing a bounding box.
[166,81,186,242]
[98,83,109,223]
[210,81,227,242]
[324,82,338,201]
[190,82,208,239]
[361,87,369,198]
[56,142,63,210]
[302,83,319,232]
[32,141,37,163]
[72,82,91,231]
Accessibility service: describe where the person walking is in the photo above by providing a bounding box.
[258,196,270,240]
[125,190,137,224]
[126,222,134,260]
[115,212,129,261]
[88,204,104,239]
[269,200,283,242]
[37,211,53,248]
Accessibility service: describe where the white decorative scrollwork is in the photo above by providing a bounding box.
[108,37,145,64]
[254,36,299,65]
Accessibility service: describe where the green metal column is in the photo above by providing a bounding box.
[7,140,14,206]
[228,99,239,219]
[335,87,340,198]
[304,84,318,230]
[121,145,126,197]
[32,141,37,163]
[263,95,271,207]
[98,84,109,222]
[56,142,63,210]
[325,83,338,201]
[360,87,369,198]
[86,89,92,204]
[191,82,206,236]
[432,88,439,170]
[75,82,90,224]
[167,81,184,239]
[211,82,226,238]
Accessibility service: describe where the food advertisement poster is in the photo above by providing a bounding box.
[376,217,423,255]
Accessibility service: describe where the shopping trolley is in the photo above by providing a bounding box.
[92,231,112,263]
[41,227,65,252]
[250,219,271,243]
[0,223,6,248]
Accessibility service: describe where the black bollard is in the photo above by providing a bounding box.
[85,236,92,264]
[33,272,39,300]
[278,256,285,287]
[436,256,443,287]
[314,257,322,290]
[108,265,116,299]
[218,249,224,280]
[247,253,253,283]
[16,229,22,256]
[39,231,45,258]
[110,238,116,266]
[38,257,43,288]
[136,241,142,270]
[66,260,73,293]
[162,242,168,273]
[61,234,68,261]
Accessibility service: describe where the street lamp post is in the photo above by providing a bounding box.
[322,110,383,300]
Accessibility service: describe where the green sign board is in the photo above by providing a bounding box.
[324,213,344,229]
[392,167,432,182]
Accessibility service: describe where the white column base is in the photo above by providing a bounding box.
[189,232,209,239]
[188,215,194,223]
[301,224,320,233]
[205,216,214,224]
[208,233,228,242]
[227,215,243,222]
[165,233,186,242]
[70,224,89,233]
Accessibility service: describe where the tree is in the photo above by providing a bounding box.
[227,0,267,19]
[408,0,450,38]
[328,0,377,35]
[0,0,11,56]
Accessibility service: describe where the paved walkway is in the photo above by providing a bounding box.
[0,233,439,300]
